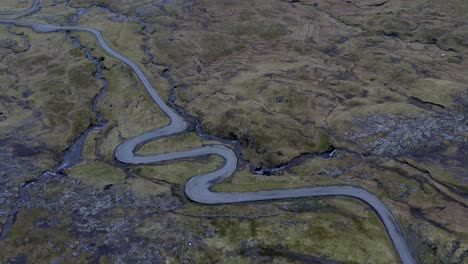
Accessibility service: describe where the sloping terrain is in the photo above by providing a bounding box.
[0,0,466,263]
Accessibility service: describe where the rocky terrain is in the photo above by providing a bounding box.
[0,0,467,263]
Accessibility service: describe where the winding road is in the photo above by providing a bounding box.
[0,1,417,263]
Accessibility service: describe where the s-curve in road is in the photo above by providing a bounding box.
[0,5,417,264]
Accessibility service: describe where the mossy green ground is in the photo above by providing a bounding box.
[0,27,101,170]
[0,24,402,263]
[0,0,31,10]
[0,0,467,263]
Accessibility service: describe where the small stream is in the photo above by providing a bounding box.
[1,5,110,239]
[56,9,108,171]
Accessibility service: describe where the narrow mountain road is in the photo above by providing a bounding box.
[0,2,417,263]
